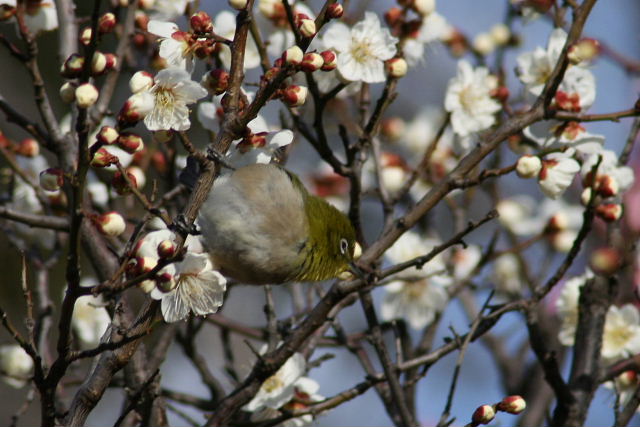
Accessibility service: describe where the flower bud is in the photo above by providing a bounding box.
[551,230,576,253]
[472,405,496,425]
[135,10,149,31]
[238,131,267,153]
[59,82,77,103]
[61,53,85,78]
[104,53,118,71]
[568,38,600,64]
[282,85,308,107]
[595,203,622,223]
[298,17,316,38]
[546,212,568,233]
[39,168,64,191]
[386,57,408,78]
[0,345,33,389]
[75,83,99,108]
[580,187,593,206]
[595,174,619,198]
[96,211,126,236]
[98,12,116,34]
[412,0,435,16]
[96,126,119,145]
[473,32,495,56]
[259,0,285,19]
[112,170,138,195]
[127,166,146,189]
[618,371,638,388]
[118,92,154,125]
[326,3,344,19]
[589,247,621,276]
[17,138,39,157]
[381,117,405,141]
[497,395,526,414]
[157,239,177,258]
[229,0,248,10]
[135,256,157,275]
[91,147,119,167]
[139,0,155,9]
[79,27,93,46]
[91,51,107,75]
[117,132,144,154]
[190,11,213,33]
[516,155,542,178]
[201,69,229,95]
[282,45,304,65]
[156,271,177,292]
[320,50,337,71]
[384,7,403,27]
[129,71,154,93]
[490,23,511,46]
[300,52,324,72]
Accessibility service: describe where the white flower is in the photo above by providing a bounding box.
[581,150,634,196]
[146,0,190,21]
[385,231,447,278]
[444,60,501,137]
[402,12,451,67]
[0,344,33,388]
[15,0,58,33]
[244,351,307,412]
[516,28,566,96]
[491,254,522,295]
[556,270,592,346]
[602,304,640,361]
[143,67,207,131]
[147,20,193,72]
[524,120,604,157]
[228,129,294,168]
[214,10,261,70]
[451,245,482,280]
[72,293,111,349]
[322,12,398,83]
[538,154,580,198]
[554,66,596,112]
[250,376,324,426]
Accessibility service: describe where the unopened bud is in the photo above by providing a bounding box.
[96,211,126,236]
[135,10,149,31]
[546,212,569,233]
[135,256,157,275]
[201,69,229,95]
[412,0,436,16]
[551,230,576,253]
[238,132,267,153]
[98,12,116,34]
[473,32,495,56]
[472,405,496,425]
[17,138,39,157]
[259,0,285,19]
[118,92,154,125]
[282,45,304,65]
[282,85,308,107]
[326,3,344,19]
[129,71,154,93]
[112,170,138,195]
[490,23,511,46]
[381,117,405,141]
[581,188,594,206]
[157,239,176,258]
[127,166,146,189]
[320,50,337,71]
[497,395,526,415]
[117,132,144,154]
[386,57,408,78]
[61,53,85,78]
[59,82,77,103]
[596,174,619,198]
[91,52,107,75]
[79,27,93,46]
[229,0,248,10]
[300,52,324,72]
[96,126,119,145]
[516,155,542,179]
[589,247,621,276]
[596,203,622,222]
[139,0,155,9]
[75,83,99,108]
[298,17,316,38]
[190,11,213,33]
[156,271,176,292]
[104,53,118,71]
[91,147,119,167]
[568,38,600,64]
[384,7,403,27]
[618,371,638,388]
[39,168,64,191]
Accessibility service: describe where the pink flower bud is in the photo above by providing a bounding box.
[472,405,496,425]
[259,0,285,19]
[238,132,267,153]
[117,132,144,154]
[546,212,569,233]
[157,239,176,258]
[118,92,154,125]
[381,117,405,141]
[156,272,176,292]
[490,86,510,102]
[326,3,344,19]
[135,256,157,275]
[91,51,107,75]
[282,85,308,107]
[61,53,85,78]
[618,371,638,388]
[75,83,99,108]
[138,0,155,9]
[79,27,93,46]
[190,11,213,33]
[320,50,337,71]
[59,82,77,103]
[96,211,126,236]
[129,71,154,93]
[91,147,119,168]
[39,168,64,191]
[595,174,619,198]
[201,69,229,95]
[300,52,324,72]
[386,57,408,78]
[127,166,146,189]
[497,395,526,415]
[96,126,119,145]
[596,203,623,223]
[112,170,138,195]
[104,53,118,71]
[516,155,542,179]
[229,0,248,10]
[568,38,600,64]
[589,247,622,276]
[98,12,117,34]
[282,45,304,65]
[580,188,594,206]
[384,7,403,27]
[298,17,316,38]
[135,10,149,31]
[17,138,39,157]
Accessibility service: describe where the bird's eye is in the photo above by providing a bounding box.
[339,238,349,255]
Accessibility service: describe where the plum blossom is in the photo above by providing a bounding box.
[538,154,580,199]
[556,270,593,346]
[147,20,194,71]
[402,12,452,67]
[215,10,261,70]
[0,344,33,388]
[444,60,501,137]
[491,254,523,295]
[601,304,640,361]
[0,0,58,33]
[71,281,111,349]
[323,12,398,83]
[516,28,566,96]
[250,376,324,426]
[143,67,207,131]
[581,149,634,197]
[146,0,191,21]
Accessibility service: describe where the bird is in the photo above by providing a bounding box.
[196,163,360,284]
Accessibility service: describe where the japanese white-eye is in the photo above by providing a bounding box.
[198,163,360,284]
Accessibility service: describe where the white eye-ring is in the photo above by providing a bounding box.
[339,238,349,255]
